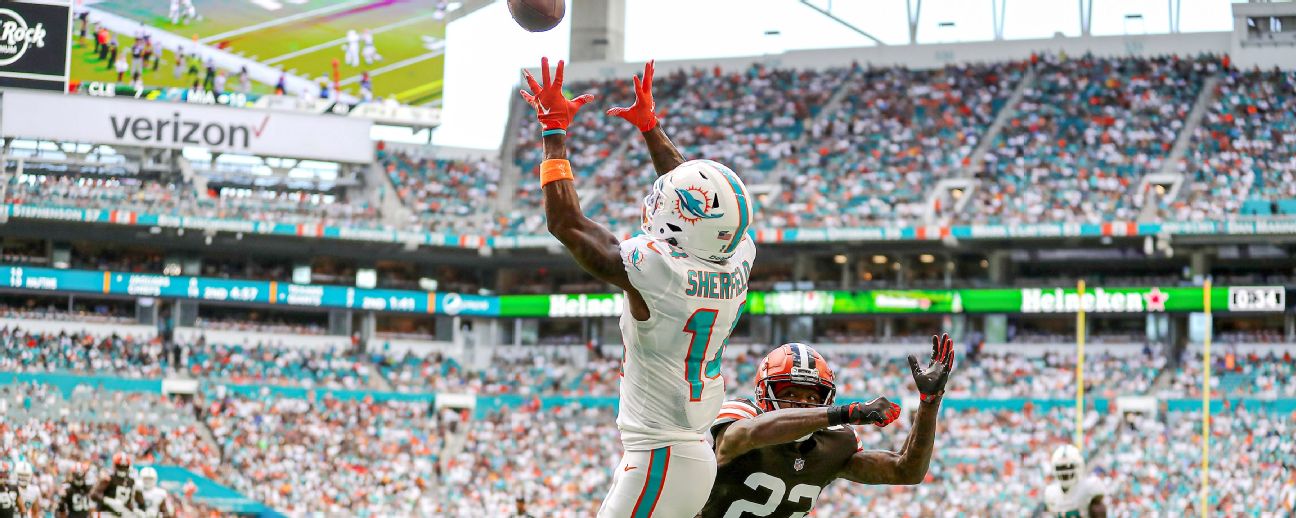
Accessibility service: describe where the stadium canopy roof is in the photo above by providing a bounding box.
[797,0,1233,45]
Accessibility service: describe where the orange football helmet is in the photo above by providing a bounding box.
[753,342,837,412]
[69,462,90,485]
[112,452,131,477]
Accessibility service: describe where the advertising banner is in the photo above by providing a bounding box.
[0,265,1281,318]
[0,89,373,163]
[0,0,70,92]
[0,265,435,314]
[748,286,1265,316]
[496,294,625,318]
[435,292,499,317]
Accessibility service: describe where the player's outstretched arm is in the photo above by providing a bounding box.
[607,60,686,176]
[88,478,108,507]
[132,485,146,511]
[521,58,645,309]
[839,333,955,485]
[1090,495,1107,518]
[714,397,900,466]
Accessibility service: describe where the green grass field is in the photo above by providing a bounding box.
[68,35,274,94]
[91,0,444,104]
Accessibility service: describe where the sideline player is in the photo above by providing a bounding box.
[136,467,172,518]
[55,464,93,518]
[13,462,38,518]
[700,335,956,517]
[90,453,144,517]
[519,58,756,517]
[1044,445,1107,518]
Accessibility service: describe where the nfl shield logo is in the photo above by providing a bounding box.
[793,458,805,472]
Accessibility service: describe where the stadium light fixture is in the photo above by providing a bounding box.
[872,255,888,264]
[833,254,848,264]
[919,254,935,264]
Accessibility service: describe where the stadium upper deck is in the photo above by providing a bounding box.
[6,33,1295,255]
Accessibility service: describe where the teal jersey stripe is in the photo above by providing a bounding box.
[632,447,670,518]
[712,163,750,254]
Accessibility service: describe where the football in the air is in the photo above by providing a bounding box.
[507,0,565,32]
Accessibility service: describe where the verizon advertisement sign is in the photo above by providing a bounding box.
[1,89,373,163]
[0,1,70,92]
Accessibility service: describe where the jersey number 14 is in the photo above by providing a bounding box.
[683,300,745,401]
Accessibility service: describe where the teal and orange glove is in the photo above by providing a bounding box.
[606,60,659,132]
[520,57,594,132]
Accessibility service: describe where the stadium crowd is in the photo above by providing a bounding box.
[1104,407,1296,514]
[1171,67,1296,220]
[8,54,1294,237]
[1166,348,1296,398]
[0,383,221,516]
[781,61,1024,227]
[380,150,501,231]
[971,54,1217,224]
[202,390,446,515]
[2,315,1293,515]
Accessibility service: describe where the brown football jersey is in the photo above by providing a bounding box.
[699,399,859,518]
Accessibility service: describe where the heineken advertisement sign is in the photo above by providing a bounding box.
[494,286,1281,318]
[750,286,1238,315]
[499,294,625,318]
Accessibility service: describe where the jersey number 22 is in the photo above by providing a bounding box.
[724,472,820,518]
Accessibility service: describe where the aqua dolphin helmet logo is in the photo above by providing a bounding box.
[675,187,724,223]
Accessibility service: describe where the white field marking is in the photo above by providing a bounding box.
[338,49,444,86]
[198,0,369,44]
[263,10,443,65]
[250,0,283,11]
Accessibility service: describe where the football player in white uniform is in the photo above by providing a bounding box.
[520,58,756,517]
[135,467,171,518]
[12,462,38,518]
[1044,445,1107,518]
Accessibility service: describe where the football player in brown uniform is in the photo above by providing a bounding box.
[699,334,955,518]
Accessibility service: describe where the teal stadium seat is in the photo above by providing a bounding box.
[1241,199,1273,216]
[1277,198,1296,215]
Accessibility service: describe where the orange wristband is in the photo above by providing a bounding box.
[540,159,574,187]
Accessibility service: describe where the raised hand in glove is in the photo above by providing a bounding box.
[606,60,659,132]
[519,57,594,131]
[829,396,901,428]
[909,333,956,402]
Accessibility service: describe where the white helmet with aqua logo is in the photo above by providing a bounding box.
[641,159,754,262]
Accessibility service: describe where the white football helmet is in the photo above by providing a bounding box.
[140,466,158,490]
[1051,444,1084,491]
[14,461,31,486]
[641,159,754,262]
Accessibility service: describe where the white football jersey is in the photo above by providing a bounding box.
[140,487,168,517]
[19,484,38,509]
[616,234,756,450]
[1045,476,1106,517]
